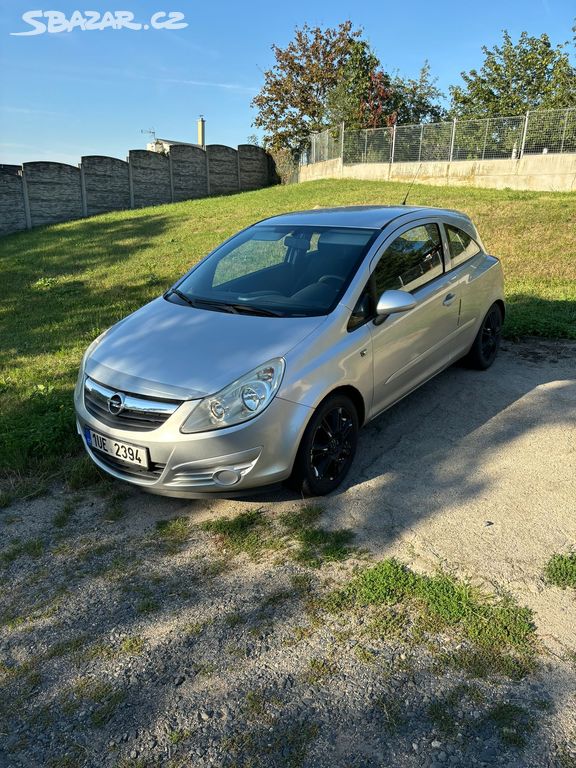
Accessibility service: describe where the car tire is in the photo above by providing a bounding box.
[286,394,359,496]
[465,302,503,370]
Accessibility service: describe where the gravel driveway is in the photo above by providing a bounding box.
[1,339,575,768]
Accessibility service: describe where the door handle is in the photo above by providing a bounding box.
[443,292,457,306]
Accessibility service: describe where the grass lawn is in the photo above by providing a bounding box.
[0,178,575,492]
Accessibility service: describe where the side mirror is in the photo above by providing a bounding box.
[376,289,417,317]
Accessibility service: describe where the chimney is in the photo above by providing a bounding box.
[197,116,206,149]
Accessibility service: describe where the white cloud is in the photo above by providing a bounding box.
[155,77,257,94]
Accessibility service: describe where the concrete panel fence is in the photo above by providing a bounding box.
[206,145,240,195]
[238,144,271,191]
[23,162,83,228]
[128,150,172,208]
[0,143,274,237]
[81,156,130,216]
[169,144,208,201]
[0,170,28,233]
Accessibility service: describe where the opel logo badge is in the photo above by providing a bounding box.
[107,393,125,415]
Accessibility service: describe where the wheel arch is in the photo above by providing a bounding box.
[313,385,366,428]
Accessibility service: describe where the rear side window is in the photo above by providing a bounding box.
[373,223,443,294]
[446,225,481,267]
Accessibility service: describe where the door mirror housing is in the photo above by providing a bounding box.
[375,289,417,317]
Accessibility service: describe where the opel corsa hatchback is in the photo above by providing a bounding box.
[75,206,505,497]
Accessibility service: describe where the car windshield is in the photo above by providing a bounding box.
[167,225,378,318]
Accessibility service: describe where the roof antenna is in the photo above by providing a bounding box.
[401,163,422,205]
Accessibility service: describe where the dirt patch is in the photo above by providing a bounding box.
[1,339,575,768]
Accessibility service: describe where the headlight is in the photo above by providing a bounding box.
[180,358,285,433]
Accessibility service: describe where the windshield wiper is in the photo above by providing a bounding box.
[225,304,281,317]
[166,291,282,317]
[166,288,198,307]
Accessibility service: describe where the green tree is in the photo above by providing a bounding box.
[391,62,447,124]
[252,21,362,154]
[325,40,382,128]
[450,30,576,118]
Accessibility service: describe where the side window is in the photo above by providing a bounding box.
[445,225,481,267]
[347,284,374,331]
[373,223,443,294]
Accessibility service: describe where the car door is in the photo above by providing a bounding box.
[442,221,487,347]
[368,220,461,417]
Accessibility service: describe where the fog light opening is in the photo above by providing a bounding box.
[212,468,242,487]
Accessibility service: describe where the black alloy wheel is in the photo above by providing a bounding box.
[287,394,359,496]
[466,302,503,370]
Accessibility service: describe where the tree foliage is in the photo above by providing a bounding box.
[450,30,576,118]
[251,21,362,154]
[325,40,381,129]
[252,22,575,154]
[391,62,447,124]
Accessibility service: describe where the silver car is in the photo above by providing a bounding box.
[74,206,504,497]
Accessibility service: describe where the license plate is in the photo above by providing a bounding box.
[85,428,150,469]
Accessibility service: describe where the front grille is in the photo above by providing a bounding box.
[84,377,181,432]
[91,448,166,482]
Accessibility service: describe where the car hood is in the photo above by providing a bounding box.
[85,297,326,400]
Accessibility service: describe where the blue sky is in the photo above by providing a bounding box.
[1,0,574,165]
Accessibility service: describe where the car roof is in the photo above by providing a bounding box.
[255,205,470,230]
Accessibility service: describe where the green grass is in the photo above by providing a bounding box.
[155,516,192,548]
[544,552,576,589]
[326,559,536,672]
[65,454,104,490]
[303,656,337,685]
[198,504,355,567]
[167,728,189,744]
[1,179,574,489]
[52,501,75,529]
[62,678,126,726]
[279,505,355,567]
[439,645,534,680]
[45,635,88,659]
[484,702,535,747]
[1,537,44,565]
[200,508,273,558]
[119,635,144,655]
[427,683,485,735]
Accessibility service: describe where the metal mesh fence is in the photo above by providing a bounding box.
[307,128,341,164]
[342,127,393,164]
[300,108,576,166]
[421,122,454,161]
[523,108,576,155]
[452,115,525,160]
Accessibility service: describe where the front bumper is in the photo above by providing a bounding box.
[75,387,312,498]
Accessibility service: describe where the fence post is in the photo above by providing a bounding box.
[340,122,345,162]
[169,152,176,201]
[391,124,396,163]
[481,119,490,161]
[418,124,424,162]
[519,111,529,158]
[205,148,210,195]
[79,162,88,217]
[127,157,135,208]
[364,129,368,163]
[449,119,456,162]
[560,109,569,154]
[21,169,32,230]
